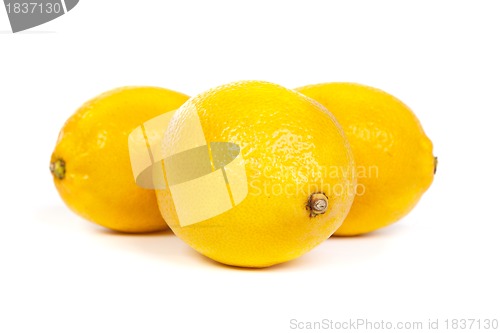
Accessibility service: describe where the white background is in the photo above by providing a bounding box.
[1,1,499,332]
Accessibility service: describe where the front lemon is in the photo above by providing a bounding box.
[156,81,356,267]
[297,83,435,236]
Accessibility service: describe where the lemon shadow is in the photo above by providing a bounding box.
[187,254,304,272]
[94,226,333,271]
[330,222,408,239]
[317,223,410,265]
[90,224,215,267]
[35,206,407,271]
[94,227,335,271]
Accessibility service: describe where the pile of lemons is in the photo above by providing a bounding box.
[50,81,435,268]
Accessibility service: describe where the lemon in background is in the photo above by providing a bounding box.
[50,87,189,233]
[297,83,435,236]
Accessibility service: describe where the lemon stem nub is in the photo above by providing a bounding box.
[308,192,328,217]
[434,156,438,175]
[50,159,66,180]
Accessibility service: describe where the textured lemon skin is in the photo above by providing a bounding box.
[297,83,434,236]
[51,87,189,233]
[156,81,356,267]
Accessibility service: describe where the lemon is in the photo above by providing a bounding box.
[50,87,189,233]
[297,83,435,236]
[156,81,356,267]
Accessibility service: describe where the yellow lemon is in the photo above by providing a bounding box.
[50,87,189,233]
[296,83,435,236]
[156,81,356,267]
